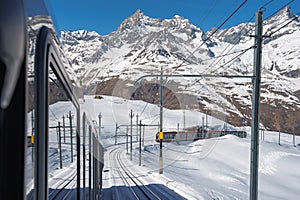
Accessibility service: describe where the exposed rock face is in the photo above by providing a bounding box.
[62,7,300,134]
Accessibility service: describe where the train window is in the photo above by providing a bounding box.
[25,20,81,198]
[47,70,78,195]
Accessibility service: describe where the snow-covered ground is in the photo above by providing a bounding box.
[85,95,300,200]
[26,95,300,199]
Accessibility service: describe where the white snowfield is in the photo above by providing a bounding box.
[84,95,300,200]
[27,96,299,199]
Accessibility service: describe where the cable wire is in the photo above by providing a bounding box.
[172,0,249,72]
[260,0,276,10]
[190,0,295,86]
[264,0,295,21]
[265,10,300,37]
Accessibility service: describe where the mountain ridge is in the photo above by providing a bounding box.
[60,6,300,134]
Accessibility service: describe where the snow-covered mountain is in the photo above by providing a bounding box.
[61,7,300,134]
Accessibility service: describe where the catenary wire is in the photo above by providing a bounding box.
[171,0,249,72]
[264,0,295,21]
[189,0,296,86]
[265,10,300,37]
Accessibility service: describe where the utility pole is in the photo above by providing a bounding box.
[183,109,186,130]
[250,9,263,200]
[205,112,208,128]
[58,122,62,169]
[88,125,92,199]
[31,112,34,162]
[82,113,86,199]
[115,123,118,145]
[142,124,145,147]
[31,111,34,136]
[159,66,163,174]
[62,115,66,143]
[139,120,142,166]
[68,111,73,163]
[126,126,129,154]
[293,133,296,147]
[98,112,102,137]
[136,114,139,142]
[202,116,204,138]
[129,110,134,161]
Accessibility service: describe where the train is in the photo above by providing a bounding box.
[155,128,247,142]
[0,1,104,199]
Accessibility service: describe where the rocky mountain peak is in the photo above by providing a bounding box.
[266,5,295,24]
[117,9,161,32]
[274,5,294,19]
[117,9,202,36]
[131,9,146,20]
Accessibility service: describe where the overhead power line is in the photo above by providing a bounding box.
[260,0,276,9]
[264,0,295,21]
[190,0,298,86]
[265,10,300,37]
[200,46,255,62]
[212,45,255,72]
[172,0,249,72]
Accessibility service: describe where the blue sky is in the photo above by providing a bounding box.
[46,0,300,35]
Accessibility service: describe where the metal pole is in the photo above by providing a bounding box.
[250,9,263,200]
[130,110,134,160]
[201,116,204,138]
[205,112,208,128]
[158,122,160,132]
[31,110,34,136]
[88,125,92,199]
[93,134,97,200]
[82,113,86,200]
[159,66,163,174]
[142,124,145,147]
[293,133,296,147]
[63,115,66,143]
[115,123,118,145]
[126,126,129,154]
[139,120,142,166]
[98,112,102,137]
[136,114,139,142]
[69,111,73,162]
[76,109,81,199]
[183,109,186,130]
[58,122,62,169]
[31,111,34,163]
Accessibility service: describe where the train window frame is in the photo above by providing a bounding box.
[33,26,81,199]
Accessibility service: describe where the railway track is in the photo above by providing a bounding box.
[109,147,161,200]
[117,149,162,200]
[48,166,77,200]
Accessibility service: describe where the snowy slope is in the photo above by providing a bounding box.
[88,95,300,200]
[27,96,300,199]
